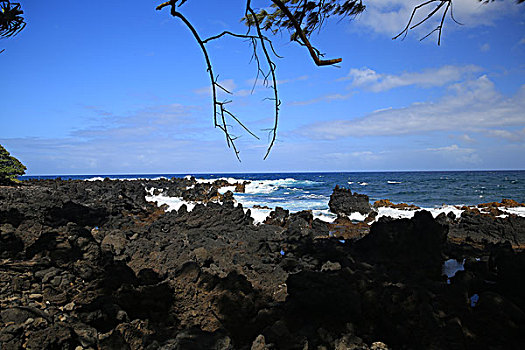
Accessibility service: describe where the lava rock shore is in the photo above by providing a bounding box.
[1,179,524,349]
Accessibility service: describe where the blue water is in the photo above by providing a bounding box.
[22,171,525,210]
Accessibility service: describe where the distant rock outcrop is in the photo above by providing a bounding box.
[373,199,420,210]
[328,185,372,215]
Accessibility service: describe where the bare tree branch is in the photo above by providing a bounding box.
[157,0,263,161]
[393,0,460,46]
[246,0,281,159]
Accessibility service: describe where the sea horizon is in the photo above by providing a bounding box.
[21,170,525,220]
[20,169,525,178]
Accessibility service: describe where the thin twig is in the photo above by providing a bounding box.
[246,0,280,159]
[393,0,460,46]
[157,0,265,161]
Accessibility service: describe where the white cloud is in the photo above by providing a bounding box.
[427,144,467,152]
[357,0,518,37]
[0,102,245,174]
[323,151,382,162]
[300,76,525,139]
[487,128,525,142]
[342,65,481,92]
[458,134,476,143]
[480,43,491,52]
[426,144,481,164]
[289,92,354,106]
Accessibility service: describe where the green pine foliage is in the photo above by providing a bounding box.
[0,144,26,184]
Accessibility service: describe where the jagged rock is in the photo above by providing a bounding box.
[353,210,448,275]
[449,210,525,249]
[264,206,289,227]
[235,181,249,193]
[1,179,524,349]
[329,186,372,215]
[329,216,370,240]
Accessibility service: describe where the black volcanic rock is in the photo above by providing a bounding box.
[449,210,525,249]
[1,179,525,349]
[353,210,448,276]
[264,206,290,227]
[328,185,372,215]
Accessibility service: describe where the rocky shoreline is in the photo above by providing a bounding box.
[1,178,524,349]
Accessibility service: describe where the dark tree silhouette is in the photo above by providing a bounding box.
[0,0,25,54]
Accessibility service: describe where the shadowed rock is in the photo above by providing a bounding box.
[329,185,372,215]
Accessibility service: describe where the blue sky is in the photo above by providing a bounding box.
[1,0,524,174]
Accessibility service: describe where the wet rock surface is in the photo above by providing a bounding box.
[1,179,524,349]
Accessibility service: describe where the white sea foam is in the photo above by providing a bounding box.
[387,181,401,184]
[425,205,464,219]
[371,204,525,223]
[359,182,368,186]
[366,205,464,223]
[195,177,241,184]
[245,207,272,224]
[347,181,354,185]
[146,194,196,212]
[146,189,273,224]
[348,212,369,221]
[501,207,525,217]
[85,177,106,181]
[312,209,337,223]
[218,186,236,194]
[299,194,327,199]
[85,176,169,182]
[243,178,320,194]
[374,207,419,221]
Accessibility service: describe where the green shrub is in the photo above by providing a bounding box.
[0,144,26,184]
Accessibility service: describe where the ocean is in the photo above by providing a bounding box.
[23,171,525,222]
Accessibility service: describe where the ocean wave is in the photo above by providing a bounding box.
[195,177,242,184]
[244,178,321,194]
[347,212,368,221]
[146,193,196,212]
[146,192,271,224]
[85,177,106,181]
[501,207,525,217]
[218,186,236,194]
[387,181,402,184]
[245,207,272,224]
[312,209,337,223]
[298,194,328,199]
[359,182,368,186]
[85,176,169,182]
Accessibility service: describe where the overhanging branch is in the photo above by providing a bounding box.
[270,0,342,66]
